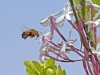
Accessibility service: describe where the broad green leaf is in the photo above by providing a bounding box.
[44,58,55,67]
[26,68,33,74]
[45,66,56,75]
[56,65,63,75]
[34,71,39,75]
[92,0,100,5]
[46,68,54,75]
[26,73,31,75]
[39,62,44,66]
[27,69,39,75]
[26,74,30,75]
[24,60,35,71]
[26,74,28,75]
[62,69,66,75]
[32,61,43,73]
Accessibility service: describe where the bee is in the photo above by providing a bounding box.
[22,29,40,39]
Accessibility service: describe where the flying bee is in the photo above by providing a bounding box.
[22,29,42,39]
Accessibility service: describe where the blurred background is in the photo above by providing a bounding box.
[0,0,100,75]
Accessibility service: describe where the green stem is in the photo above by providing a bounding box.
[86,29,96,48]
[80,0,86,20]
[69,0,79,24]
[80,0,95,48]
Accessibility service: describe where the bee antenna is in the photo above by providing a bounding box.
[39,31,43,36]
[36,30,43,36]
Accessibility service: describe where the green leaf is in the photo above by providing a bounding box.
[45,66,56,75]
[56,65,63,75]
[26,68,33,74]
[26,74,30,75]
[62,69,66,75]
[26,73,31,75]
[34,71,39,75]
[44,58,55,67]
[32,61,43,74]
[24,60,35,71]
[92,0,100,5]
[46,68,54,75]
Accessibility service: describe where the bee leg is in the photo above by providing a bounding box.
[35,36,38,40]
[30,36,33,38]
[35,37,38,40]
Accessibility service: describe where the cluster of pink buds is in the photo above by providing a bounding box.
[39,0,100,75]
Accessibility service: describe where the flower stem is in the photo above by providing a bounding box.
[69,0,79,24]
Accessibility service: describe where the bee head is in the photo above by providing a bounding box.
[22,32,27,39]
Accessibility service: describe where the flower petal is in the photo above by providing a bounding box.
[60,42,66,55]
[39,54,45,63]
[92,4,100,11]
[66,5,71,13]
[63,2,70,9]
[86,0,100,11]
[40,20,51,27]
[90,47,97,54]
[85,21,95,25]
[66,40,74,46]
[85,21,95,31]
[97,52,100,60]
[40,47,46,54]
[66,46,70,53]
[40,17,49,24]
[56,22,64,28]
[68,11,74,16]
[52,11,63,16]
[56,15,65,24]
[65,14,71,20]
[44,32,52,39]
[85,20,100,29]
[95,19,100,28]
[75,4,82,9]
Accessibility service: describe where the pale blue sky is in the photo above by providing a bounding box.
[0,0,100,75]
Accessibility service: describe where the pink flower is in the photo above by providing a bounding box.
[40,12,64,28]
[90,42,100,60]
[56,3,72,24]
[85,19,100,31]
[60,40,75,57]
[39,54,45,63]
[86,0,100,11]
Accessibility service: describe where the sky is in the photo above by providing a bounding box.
[0,0,100,75]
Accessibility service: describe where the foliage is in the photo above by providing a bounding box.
[24,58,66,75]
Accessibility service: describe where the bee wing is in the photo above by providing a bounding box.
[22,23,30,29]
